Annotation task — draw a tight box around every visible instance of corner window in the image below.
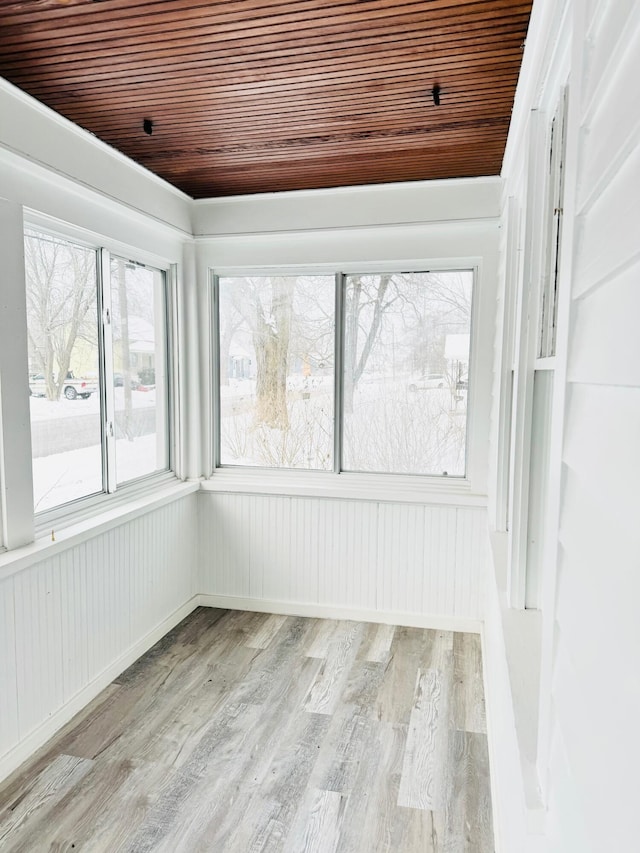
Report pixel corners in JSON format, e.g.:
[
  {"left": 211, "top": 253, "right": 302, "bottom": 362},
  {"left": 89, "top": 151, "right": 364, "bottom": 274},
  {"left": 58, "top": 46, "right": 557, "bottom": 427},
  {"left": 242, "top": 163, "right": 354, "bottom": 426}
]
[
  {"left": 25, "top": 228, "right": 170, "bottom": 513},
  {"left": 215, "top": 269, "right": 473, "bottom": 477}
]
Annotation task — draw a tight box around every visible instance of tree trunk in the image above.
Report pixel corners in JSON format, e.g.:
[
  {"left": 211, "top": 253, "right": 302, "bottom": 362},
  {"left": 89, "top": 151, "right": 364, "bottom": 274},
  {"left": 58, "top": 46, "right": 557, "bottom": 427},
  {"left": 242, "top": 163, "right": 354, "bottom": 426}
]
[{"left": 252, "top": 277, "right": 294, "bottom": 429}]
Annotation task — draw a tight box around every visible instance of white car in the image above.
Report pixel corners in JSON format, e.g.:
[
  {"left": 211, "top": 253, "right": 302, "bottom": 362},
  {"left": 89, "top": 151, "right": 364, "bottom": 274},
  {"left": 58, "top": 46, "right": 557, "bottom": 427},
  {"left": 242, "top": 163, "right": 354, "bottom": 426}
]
[
  {"left": 29, "top": 371, "right": 98, "bottom": 400},
  {"left": 407, "top": 373, "right": 446, "bottom": 391}
]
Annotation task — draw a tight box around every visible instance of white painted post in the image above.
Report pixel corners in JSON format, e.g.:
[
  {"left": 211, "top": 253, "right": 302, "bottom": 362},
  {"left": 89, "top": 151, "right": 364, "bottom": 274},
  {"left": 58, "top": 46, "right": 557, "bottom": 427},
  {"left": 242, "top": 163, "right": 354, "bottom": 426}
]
[{"left": 0, "top": 199, "right": 34, "bottom": 548}]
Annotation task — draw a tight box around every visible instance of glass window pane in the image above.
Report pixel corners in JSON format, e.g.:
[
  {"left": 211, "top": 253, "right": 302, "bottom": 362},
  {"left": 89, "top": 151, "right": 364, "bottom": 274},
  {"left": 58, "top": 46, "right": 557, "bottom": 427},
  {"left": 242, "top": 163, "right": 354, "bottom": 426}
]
[
  {"left": 219, "top": 275, "right": 335, "bottom": 470},
  {"left": 25, "top": 229, "right": 103, "bottom": 511},
  {"left": 342, "top": 271, "right": 473, "bottom": 476},
  {"left": 110, "top": 258, "right": 169, "bottom": 485}
]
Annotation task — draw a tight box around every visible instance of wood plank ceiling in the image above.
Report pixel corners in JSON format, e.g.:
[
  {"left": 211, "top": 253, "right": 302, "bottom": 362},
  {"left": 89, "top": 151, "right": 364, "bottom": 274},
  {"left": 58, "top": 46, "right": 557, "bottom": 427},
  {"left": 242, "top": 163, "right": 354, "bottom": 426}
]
[{"left": 0, "top": 0, "right": 533, "bottom": 199}]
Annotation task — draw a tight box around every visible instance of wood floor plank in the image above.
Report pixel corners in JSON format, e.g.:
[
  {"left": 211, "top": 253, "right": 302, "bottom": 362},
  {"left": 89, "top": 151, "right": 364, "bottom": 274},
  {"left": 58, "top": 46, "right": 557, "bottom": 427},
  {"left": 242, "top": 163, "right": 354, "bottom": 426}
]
[
  {"left": 441, "top": 731, "right": 494, "bottom": 852},
  {"left": 0, "top": 754, "right": 93, "bottom": 850},
  {"left": 373, "top": 625, "right": 438, "bottom": 724},
  {"left": 304, "top": 618, "right": 341, "bottom": 659},
  {"left": 245, "top": 613, "right": 288, "bottom": 649},
  {"left": 332, "top": 721, "right": 406, "bottom": 852},
  {"left": 303, "top": 621, "right": 365, "bottom": 715},
  {"left": 177, "top": 657, "right": 326, "bottom": 851},
  {"left": 283, "top": 787, "right": 344, "bottom": 853},
  {"left": 363, "top": 623, "right": 397, "bottom": 663},
  {"left": 0, "top": 610, "right": 493, "bottom": 852},
  {"left": 212, "top": 711, "right": 332, "bottom": 852},
  {"left": 103, "top": 642, "right": 261, "bottom": 770},
  {"left": 0, "top": 683, "right": 121, "bottom": 808},
  {"left": 452, "top": 631, "right": 487, "bottom": 734},
  {"left": 397, "top": 632, "right": 455, "bottom": 810},
  {"left": 128, "top": 649, "right": 325, "bottom": 850},
  {"left": 29, "top": 757, "right": 166, "bottom": 853}
]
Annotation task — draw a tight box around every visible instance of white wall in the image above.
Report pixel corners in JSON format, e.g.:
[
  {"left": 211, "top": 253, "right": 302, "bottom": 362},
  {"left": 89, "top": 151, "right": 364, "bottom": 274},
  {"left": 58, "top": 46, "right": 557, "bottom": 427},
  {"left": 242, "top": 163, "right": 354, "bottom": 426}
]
[
  {"left": 544, "top": 1, "right": 640, "bottom": 850},
  {"left": 487, "top": 1, "right": 640, "bottom": 851},
  {"left": 199, "top": 493, "right": 486, "bottom": 627},
  {"left": 0, "top": 81, "right": 201, "bottom": 786},
  {"left": 195, "top": 178, "right": 500, "bottom": 627},
  {"left": 0, "top": 490, "right": 198, "bottom": 783}
]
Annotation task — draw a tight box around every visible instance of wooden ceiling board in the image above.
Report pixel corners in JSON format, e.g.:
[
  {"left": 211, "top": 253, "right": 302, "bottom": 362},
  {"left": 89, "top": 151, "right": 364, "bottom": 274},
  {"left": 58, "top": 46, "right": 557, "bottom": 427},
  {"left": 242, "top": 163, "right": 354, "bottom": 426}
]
[
  {"left": 0, "top": 0, "right": 532, "bottom": 197},
  {"left": 0, "top": 11, "right": 531, "bottom": 82}
]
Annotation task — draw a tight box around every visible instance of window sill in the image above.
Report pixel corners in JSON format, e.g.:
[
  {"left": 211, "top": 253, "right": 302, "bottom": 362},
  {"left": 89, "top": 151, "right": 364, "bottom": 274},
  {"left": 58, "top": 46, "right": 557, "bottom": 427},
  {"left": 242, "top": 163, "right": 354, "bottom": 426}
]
[
  {"left": 33, "top": 471, "right": 180, "bottom": 538},
  {"left": 201, "top": 469, "right": 487, "bottom": 507},
  {"left": 0, "top": 479, "right": 199, "bottom": 581}
]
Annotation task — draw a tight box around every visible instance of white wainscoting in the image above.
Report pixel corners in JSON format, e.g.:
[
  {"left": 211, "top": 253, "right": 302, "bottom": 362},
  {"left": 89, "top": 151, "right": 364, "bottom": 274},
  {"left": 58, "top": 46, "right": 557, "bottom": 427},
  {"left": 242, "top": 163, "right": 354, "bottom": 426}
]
[
  {"left": 0, "top": 492, "right": 198, "bottom": 783},
  {"left": 198, "top": 492, "right": 487, "bottom": 629}
]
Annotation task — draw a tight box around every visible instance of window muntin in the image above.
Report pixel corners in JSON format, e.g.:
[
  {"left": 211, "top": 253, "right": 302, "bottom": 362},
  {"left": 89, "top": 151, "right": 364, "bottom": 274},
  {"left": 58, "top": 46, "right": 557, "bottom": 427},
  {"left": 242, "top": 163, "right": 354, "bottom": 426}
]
[
  {"left": 25, "top": 227, "right": 171, "bottom": 514},
  {"left": 25, "top": 230, "right": 103, "bottom": 511},
  {"left": 342, "top": 271, "right": 472, "bottom": 476},
  {"left": 110, "top": 257, "right": 169, "bottom": 485},
  {"left": 218, "top": 275, "right": 335, "bottom": 470},
  {"left": 215, "top": 269, "right": 473, "bottom": 478}
]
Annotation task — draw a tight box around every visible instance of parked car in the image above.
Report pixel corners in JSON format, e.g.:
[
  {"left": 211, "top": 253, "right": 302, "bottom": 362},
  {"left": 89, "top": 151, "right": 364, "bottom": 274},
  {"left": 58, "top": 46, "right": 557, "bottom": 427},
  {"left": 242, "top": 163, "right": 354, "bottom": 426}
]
[
  {"left": 29, "top": 371, "right": 97, "bottom": 400},
  {"left": 407, "top": 373, "right": 446, "bottom": 391},
  {"left": 114, "top": 372, "right": 141, "bottom": 389}
]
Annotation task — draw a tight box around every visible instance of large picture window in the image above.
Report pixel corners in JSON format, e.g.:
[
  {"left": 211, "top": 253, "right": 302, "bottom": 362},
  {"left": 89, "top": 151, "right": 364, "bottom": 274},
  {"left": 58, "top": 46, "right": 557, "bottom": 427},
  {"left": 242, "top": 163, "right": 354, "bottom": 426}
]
[
  {"left": 216, "top": 269, "right": 473, "bottom": 477},
  {"left": 25, "top": 228, "right": 170, "bottom": 513}
]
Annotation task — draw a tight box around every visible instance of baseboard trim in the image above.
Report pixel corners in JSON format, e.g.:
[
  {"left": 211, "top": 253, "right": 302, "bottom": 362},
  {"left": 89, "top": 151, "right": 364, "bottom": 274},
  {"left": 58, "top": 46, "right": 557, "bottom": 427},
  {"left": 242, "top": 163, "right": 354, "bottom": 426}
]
[
  {"left": 0, "top": 595, "right": 200, "bottom": 786},
  {"left": 197, "top": 594, "right": 481, "bottom": 633}
]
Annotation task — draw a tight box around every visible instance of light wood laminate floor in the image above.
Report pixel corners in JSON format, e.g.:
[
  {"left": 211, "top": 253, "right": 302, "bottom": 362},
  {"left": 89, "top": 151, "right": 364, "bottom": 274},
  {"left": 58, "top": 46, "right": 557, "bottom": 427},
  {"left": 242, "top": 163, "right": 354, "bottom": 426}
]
[{"left": 0, "top": 608, "right": 494, "bottom": 852}]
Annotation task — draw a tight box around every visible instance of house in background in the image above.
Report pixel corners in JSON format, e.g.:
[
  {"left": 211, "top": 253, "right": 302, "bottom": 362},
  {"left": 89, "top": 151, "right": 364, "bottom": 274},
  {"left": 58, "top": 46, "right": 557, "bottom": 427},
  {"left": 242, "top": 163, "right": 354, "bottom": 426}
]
[{"left": 0, "top": 0, "right": 637, "bottom": 850}]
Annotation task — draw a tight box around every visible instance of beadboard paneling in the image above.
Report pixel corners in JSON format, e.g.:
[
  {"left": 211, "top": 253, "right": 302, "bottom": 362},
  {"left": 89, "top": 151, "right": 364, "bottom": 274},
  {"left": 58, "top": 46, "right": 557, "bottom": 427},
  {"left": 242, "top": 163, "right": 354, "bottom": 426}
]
[
  {"left": 0, "top": 578, "right": 19, "bottom": 759},
  {"left": 199, "top": 492, "right": 486, "bottom": 622},
  {"left": 0, "top": 492, "right": 198, "bottom": 781}
]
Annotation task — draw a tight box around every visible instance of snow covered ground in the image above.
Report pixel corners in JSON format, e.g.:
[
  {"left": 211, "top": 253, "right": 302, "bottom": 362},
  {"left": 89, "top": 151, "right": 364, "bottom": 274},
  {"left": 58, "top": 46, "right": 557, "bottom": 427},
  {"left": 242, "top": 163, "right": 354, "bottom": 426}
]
[
  {"left": 29, "top": 386, "right": 156, "bottom": 421},
  {"left": 30, "top": 388, "right": 162, "bottom": 512},
  {"left": 32, "top": 434, "right": 160, "bottom": 513},
  {"left": 220, "top": 378, "right": 467, "bottom": 475}
]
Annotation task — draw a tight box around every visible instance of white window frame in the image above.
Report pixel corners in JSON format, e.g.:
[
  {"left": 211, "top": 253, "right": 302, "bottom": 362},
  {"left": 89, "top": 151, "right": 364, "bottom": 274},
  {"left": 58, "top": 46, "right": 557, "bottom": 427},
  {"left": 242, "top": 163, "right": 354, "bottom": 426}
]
[
  {"left": 492, "top": 195, "right": 522, "bottom": 533},
  {"left": 19, "top": 215, "right": 179, "bottom": 539},
  {"left": 0, "top": 200, "right": 34, "bottom": 551},
  {"left": 208, "top": 260, "right": 483, "bottom": 503},
  {"left": 507, "top": 88, "right": 569, "bottom": 610}
]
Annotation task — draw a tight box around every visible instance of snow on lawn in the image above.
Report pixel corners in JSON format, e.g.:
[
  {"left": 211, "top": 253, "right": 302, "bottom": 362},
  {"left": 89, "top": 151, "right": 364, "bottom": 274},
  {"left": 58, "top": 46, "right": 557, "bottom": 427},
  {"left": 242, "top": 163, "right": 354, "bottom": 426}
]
[
  {"left": 219, "top": 380, "right": 467, "bottom": 475},
  {"left": 33, "top": 433, "right": 160, "bottom": 513},
  {"left": 29, "top": 387, "right": 156, "bottom": 421}
]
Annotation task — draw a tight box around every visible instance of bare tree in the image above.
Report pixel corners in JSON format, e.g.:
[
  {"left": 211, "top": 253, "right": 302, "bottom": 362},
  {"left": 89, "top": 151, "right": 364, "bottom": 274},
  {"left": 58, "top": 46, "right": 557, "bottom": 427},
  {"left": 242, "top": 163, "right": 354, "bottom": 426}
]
[
  {"left": 252, "top": 276, "right": 295, "bottom": 429},
  {"left": 25, "top": 231, "right": 97, "bottom": 401},
  {"left": 343, "top": 273, "right": 404, "bottom": 412}
]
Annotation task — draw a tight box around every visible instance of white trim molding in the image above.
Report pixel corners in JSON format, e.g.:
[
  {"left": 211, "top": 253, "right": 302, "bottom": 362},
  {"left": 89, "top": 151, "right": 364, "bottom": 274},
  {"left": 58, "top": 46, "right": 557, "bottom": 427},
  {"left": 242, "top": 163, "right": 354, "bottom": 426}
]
[{"left": 197, "top": 594, "right": 482, "bottom": 634}]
